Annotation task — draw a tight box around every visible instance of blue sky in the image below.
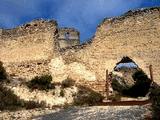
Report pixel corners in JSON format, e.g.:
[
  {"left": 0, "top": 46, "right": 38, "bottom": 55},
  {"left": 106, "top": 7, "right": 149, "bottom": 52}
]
[{"left": 0, "top": 0, "right": 160, "bottom": 42}]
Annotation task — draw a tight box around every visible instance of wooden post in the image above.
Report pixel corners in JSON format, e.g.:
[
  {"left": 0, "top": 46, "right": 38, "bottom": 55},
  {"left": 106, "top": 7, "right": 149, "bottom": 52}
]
[
  {"left": 106, "top": 69, "right": 109, "bottom": 98},
  {"left": 149, "top": 65, "right": 153, "bottom": 81}
]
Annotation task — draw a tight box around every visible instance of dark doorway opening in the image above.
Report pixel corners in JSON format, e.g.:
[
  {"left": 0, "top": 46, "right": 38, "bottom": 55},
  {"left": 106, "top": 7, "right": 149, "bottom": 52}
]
[{"left": 111, "top": 56, "right": 151, "bottom": 97}]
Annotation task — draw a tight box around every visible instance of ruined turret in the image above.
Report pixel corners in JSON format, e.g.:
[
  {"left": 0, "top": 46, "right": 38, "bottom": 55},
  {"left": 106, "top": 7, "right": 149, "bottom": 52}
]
[
  {"left": 58, "top": 27, "right": 80, "bottom": 48},
  {"left": 0, "top": 29, "right": 2, "bottom": 39}
]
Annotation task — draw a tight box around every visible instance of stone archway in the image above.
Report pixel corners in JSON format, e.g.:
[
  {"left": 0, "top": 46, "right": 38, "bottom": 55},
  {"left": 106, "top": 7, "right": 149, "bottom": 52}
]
[{"left": 110, "top": 56, "right": 151, "bottom": 97}]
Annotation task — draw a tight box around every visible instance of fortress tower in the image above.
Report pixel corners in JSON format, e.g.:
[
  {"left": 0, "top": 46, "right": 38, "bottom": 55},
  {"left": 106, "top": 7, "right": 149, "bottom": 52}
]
[{"left": 57, "top": 27, "right": 80, "bottom": 48}]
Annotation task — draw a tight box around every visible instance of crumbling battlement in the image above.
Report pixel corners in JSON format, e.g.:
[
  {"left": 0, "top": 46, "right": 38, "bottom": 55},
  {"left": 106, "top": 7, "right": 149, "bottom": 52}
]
[
  {"left": 1, "top": 19, "right": 57, "bottom": 39},
  {"left": 0, "top": 19, "right": 58, "bottom": 63},
  {"left": 0, "top": 19, "right": 59, "bottom": 80}
]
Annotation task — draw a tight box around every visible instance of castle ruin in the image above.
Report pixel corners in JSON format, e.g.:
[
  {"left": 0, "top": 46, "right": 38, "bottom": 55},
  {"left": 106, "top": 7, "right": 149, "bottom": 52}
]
[{"left": 0, "top": 7, "right": 160, "bottom": 96}]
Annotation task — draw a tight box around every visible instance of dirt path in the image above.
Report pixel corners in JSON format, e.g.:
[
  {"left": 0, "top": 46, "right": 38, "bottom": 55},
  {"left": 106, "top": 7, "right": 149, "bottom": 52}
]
[
  {"left": 0, "top": 105, "right": 149, "bottom": 120},
  {"left": 33, "top": 106, "right": 148, "bottom": 120}
]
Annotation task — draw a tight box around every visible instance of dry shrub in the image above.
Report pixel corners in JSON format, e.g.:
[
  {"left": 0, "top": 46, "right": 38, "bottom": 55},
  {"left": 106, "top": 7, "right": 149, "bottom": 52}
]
[
  {"left": 27, "top": 74, "right": 54, "bottom": 91},
  {"left": 61, "top": 78, "right": 75, "bottom": 88},
  {"left": 73, "top": 86, "right": 104, "bottom": 106},
  {"left": 60, "top": 89, "right": 65, "bottom": 97}
]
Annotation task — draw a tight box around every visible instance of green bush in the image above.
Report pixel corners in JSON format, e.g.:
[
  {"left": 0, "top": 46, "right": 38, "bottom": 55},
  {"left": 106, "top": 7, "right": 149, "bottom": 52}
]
[
  {"left": 0, "top": 61, "right": 7, "bottom": 81},
  {"left": 74, "top": 86, "right": 104, "bottom": 106},
  {"left": 27, "top": 74, "right": 54, "bottom": 91},
  {"left": 150, "top": 86, "right": 160, "bottom": 120}
]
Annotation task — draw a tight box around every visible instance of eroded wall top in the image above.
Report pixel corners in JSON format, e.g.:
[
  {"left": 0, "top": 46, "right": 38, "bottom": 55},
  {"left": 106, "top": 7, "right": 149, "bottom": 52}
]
[
  {"left": 0, "top": 19, "right": 58, "bottom": 63},
  {"left": 1, "top": 19, "right": 57, "bottom": 39},
  {"left": 60, "top": 7, "right": 160, "bottom": 84}
]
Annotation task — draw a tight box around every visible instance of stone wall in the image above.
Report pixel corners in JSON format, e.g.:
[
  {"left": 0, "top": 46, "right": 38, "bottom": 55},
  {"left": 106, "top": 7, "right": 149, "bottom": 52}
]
[
  {"left": 6, "top": 60, "right": 50, "bottom": 80},
  {"left": 0, "top": 19, "right": 58, "bottom": 62},
  {"left": 0, "top": 7, "right": 160, "bottom": 97},
  {"left": 57, "top": 7, "right": 160, "bottom": 85},
  {"left": 0, "top": 19, "right": 58, "bottom": 80}
]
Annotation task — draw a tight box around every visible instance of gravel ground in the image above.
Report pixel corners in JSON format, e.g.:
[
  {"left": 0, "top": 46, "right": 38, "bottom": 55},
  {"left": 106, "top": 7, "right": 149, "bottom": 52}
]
[
  {"left": 0, "top": 108, "right": 59, "bottom": 120},
  {"left": 0, "top": 105, "right": 149, "bottom": 120},
  {"left": 33, "top": 106, "right": 148, "bottom": 120}
]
